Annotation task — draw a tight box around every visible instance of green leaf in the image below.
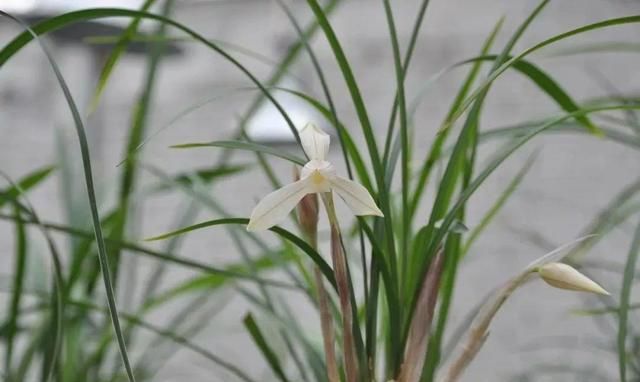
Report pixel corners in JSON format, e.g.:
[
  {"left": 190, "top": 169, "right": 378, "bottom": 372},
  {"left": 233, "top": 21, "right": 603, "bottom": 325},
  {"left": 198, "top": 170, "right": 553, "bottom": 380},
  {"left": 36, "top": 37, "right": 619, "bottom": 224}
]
[
  {"left": 146, "top": 217, "right": 337, "bottom": 290},
  {"left": 0, "top": 8, "right": 301, "bottom": 144},
  {"left": 116, "top": 86, "right": 260, "bottom": 165},
  {"left": 66, "top": 299, "right": 256, "bottom": 382},
  {"left": 409, "top": 17, "right": 503, "bottom": 223},
  {"left": 304, "top": 6, "right": 398, "bottom": 368},
  {"left": 171, "top": 141, "right": 306, "bottom": 166},
  {"left": 146, "top": 250, "right": 296, "bottom": 309},
  {"left": 381, "top": 0, "right": 432, "bottom": 164},
  {"left": 478, "top": 121, "right": 640, "bottom": 151},
  {"left": 0, "top": 211, "right": 296, "bottom": 292},
  {"left": 148, "top": 164, "right": 250, "bottom": 193},
  {"left": 210, "top": 0, "right": 341, "bottom": 176},
  {"left": 0, "top": 12, "right": 137, "bottom": 380},
  {"left": 110, "top": 0, "right": 176, "bottom": 324},
  {"left": 420, "top": 3, "right": 550, "bottom": 379},
  {"left": 5, "top": 203, "right": 28, "bottom": 373},
  {"left": 462, "top": 153, "right": 537, "bottom": 255},
  {"left": 472, "top": 55, "right": 600, "bottom": 134},
  {"left": 447, "top": 14, "right": 640, "bottom": 133},
  {"left": 0, "top": 173, "right": 65, "bottom": 382},
  {"left": 0, "top": 166, "right": 55, "bottom": 209},
  {"left": 274, "top": 0, "right": 360, "bottom": 192},
  {"left": 565, "top": 180, "right": 640, "bottom": 263},
  {"left": 89, "top": 0, "right": 157, "bottom": 112},
  {"left": 382, "top": 6, "right": 411, "bottom": 335},
  {"left": 618, "top": 219, "right": 640, "bottom": 382},
  {"left": 243, "top": 313, "right": 290, "bottom": 382},
  {"left": 574, "top": 303, "right": 640, "bottom": 316},
  {"left": 423, "top": 105, "right": 640, "bottom": 286},
  {"left": 547, "top": 41, "right": 640, "bottom": 57},
  {"left": 139, "top": 202, "right": 199, "bottom": 302},
  {"left": 304, "top": 0, "right": 382, "bottom": 183}
]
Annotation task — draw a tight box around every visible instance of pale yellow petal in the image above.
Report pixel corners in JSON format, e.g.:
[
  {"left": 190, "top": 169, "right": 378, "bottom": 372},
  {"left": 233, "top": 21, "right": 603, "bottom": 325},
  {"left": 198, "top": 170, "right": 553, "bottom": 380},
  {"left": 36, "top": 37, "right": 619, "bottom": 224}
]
[
  {"left": 330, "top": 176, "right": 383, "bottom": 217},
  {"left": 247, "top": 178, "right": 313, "bottom": 231},
  {"left": 299, "top": 123, "right": 330, "bottom": 161}
]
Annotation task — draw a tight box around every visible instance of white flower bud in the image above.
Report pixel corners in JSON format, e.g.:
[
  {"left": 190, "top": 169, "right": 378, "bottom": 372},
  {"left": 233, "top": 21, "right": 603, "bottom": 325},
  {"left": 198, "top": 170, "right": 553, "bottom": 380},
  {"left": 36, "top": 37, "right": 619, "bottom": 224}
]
[{"left": 537, "top": 262, "right": 609, "bottom": 295}]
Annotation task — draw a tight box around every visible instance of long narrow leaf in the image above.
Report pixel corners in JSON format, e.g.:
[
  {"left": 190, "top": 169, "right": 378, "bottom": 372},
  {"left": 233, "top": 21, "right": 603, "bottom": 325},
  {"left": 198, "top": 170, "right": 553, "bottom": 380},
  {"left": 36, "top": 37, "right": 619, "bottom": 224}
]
[
  {"left": 171, "top": 141, "right": 306, "bottom": 166},
  {"left": 243, "top": 313, "right": 290, "bottom": 382},
  {"left": 89, "top": 0, "right": 158, "bottom": 111},
  {"left": 0, "top": 12, "right": 142, "bottom": 380},
  {"left": 0, "top": 174, "right": 65, "bottom": 382},
  {"left": 0, "top": 166, "right": 55, "bottom": 209},
  {"left": 420, "top": 4, "right": 550, "bottom": 379},
  {"left": 462, "top": 153, "right": 537, "bottom": 255},
  {"left": 5, "top": 203, "right": 27, "bottom": 373},
  {"left": 446, "top": 14, "right": 640, "bottom": 133},
  {"left": 618, "top": 219, "right": 640, "bottom": 382},
  {"left": 65, "top": 299, "right": 256, "bottom": 382},
  {"left": 382, "top": 0, "right": 411, "bottom": 298},
  {"left": 0, "top": 8, "right": 301, "bottom": 144},
  {"left": 408, "top": 19, "right": 503, "bottom": 224},
  {"left": 146, "top": 217, "right": 337, "bottom": 289}
]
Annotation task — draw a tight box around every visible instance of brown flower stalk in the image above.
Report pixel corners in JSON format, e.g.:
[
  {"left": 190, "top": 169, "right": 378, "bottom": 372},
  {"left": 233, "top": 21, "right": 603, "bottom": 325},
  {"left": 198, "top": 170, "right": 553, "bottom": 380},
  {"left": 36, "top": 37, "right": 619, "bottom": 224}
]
[
  {"left": 314, "top": 267, "right": 340, "bottom": 382},
  {"left": 397, "top": 249, "right": 444, "bottom": 382},
  {"left": 324, "top": 192, "right": 359, "bottom": 382},
  {"left": 440, "top": 273, "right": 529, "bottom": 382},
  {"left": 295, "top": 168, "right": 340, "bottom": 382}
]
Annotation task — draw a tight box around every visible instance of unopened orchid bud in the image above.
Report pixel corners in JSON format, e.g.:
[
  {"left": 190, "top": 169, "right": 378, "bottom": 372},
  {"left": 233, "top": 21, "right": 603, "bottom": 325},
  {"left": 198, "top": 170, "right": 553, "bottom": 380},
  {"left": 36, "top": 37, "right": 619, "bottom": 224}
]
[{"left": 537, "top": 262, "right": 609, "bottom": 295}]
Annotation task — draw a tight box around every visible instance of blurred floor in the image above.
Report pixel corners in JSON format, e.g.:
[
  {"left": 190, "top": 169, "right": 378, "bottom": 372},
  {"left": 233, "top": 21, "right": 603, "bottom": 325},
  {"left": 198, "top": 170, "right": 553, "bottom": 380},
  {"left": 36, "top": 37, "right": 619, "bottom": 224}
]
[{"left": 1, "top": 0, "right": 640, "bottom": 380}]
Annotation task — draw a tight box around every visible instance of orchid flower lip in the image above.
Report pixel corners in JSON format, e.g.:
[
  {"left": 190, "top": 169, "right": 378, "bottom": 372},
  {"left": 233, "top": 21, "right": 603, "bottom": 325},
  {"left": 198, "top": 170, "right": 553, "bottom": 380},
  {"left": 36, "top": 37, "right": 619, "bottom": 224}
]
[
  {"left": 302, "top": 159, "right": 335, "bottom": 176},
  {"left": 247, "top": 123, "right": 383, "bottom": 231}
]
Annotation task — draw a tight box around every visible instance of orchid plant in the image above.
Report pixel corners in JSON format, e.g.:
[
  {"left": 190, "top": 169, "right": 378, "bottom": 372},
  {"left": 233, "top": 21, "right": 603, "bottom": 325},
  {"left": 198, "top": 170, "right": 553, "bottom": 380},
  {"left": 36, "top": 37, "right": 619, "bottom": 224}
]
[
  {"left": 1, "top": 0, "right": 639, "bottom": 382},
  {"left": 244, "top": 121, "right": 611, "bottom": 382}
]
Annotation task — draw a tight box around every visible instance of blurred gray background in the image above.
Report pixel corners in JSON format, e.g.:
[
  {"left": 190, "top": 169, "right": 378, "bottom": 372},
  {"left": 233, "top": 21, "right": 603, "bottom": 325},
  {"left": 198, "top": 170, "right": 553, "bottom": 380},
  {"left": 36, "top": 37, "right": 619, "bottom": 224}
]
[{"left": 1, "top": 0, "right": 640, "bottom": 381}]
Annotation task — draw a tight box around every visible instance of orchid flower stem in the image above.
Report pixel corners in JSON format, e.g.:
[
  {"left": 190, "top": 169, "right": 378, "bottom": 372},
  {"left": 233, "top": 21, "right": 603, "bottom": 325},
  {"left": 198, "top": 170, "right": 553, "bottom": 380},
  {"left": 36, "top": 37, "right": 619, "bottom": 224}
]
[
  {"left": 305, "top": 229, "right": 340, "bottom": 382},
  {"left": 323, "top": 192, "right": 359, "bottom": 382},
  {"left": 440, "top": 271, "right": 532, "bottom": 382},
  {"left": 295, "top": 165, "right": 340, "bottom": 382},
  {"left": 314, "top": 267, "right": 340, "bottom": 382}
]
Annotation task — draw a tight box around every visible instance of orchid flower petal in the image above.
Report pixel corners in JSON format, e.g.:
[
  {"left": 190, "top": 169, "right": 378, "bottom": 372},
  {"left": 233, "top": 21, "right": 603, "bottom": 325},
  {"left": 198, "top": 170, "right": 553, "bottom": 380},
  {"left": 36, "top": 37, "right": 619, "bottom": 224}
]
[
  {"left": 247, "top": 177, "right": 313, "bottom": 231},
  {"left": 300, "top": 123, "right": 330, "bottom": 161},
  {"left": 330, "top": 176, "right": 384, "bottom": 217}
]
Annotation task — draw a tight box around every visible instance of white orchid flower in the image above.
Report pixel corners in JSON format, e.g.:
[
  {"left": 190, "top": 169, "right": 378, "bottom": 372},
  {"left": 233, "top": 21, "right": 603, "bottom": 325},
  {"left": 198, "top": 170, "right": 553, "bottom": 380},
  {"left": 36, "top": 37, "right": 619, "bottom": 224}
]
[{"left": 247, "top": 123, "right": 383, "bottom": 231}]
